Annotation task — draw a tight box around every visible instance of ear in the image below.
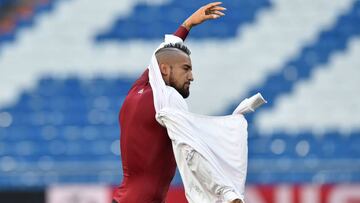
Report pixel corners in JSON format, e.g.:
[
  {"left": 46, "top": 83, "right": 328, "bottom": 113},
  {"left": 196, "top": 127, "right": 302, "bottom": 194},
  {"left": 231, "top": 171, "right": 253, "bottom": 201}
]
[{"left": 159, "top": 64, "right": 170, "bottom": 76}]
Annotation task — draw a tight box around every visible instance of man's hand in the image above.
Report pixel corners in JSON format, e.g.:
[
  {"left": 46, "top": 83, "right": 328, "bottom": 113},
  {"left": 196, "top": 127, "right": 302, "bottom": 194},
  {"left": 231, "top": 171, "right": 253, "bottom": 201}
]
[{"left": 182, "top": 2, "right": 226, "bottom": 30}]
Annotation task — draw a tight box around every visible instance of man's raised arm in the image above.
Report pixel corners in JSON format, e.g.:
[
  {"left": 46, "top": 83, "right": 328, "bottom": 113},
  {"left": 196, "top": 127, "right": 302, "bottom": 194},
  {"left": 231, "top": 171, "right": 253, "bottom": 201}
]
[{"left": 174, "top": 2, "right": 226, "bottom": 41}]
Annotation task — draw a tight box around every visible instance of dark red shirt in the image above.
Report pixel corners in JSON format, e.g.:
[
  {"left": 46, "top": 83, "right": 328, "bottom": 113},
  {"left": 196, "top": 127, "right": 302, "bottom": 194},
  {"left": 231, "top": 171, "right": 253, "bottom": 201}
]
[{"left": 113, "top": 26, "right": 189, "bottom": 203}]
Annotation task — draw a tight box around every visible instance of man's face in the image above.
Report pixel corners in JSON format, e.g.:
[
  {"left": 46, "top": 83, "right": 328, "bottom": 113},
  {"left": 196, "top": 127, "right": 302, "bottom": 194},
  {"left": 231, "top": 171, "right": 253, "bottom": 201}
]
[{"left": 168, "top": 53, "right": 193, "bottom": 98}]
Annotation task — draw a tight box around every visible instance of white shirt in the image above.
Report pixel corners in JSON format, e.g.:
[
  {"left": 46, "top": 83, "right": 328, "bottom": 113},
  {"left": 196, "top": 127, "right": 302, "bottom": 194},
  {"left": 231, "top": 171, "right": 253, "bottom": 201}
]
[{"left": 148, "top": 35, "right": 266, "bottom": 203}]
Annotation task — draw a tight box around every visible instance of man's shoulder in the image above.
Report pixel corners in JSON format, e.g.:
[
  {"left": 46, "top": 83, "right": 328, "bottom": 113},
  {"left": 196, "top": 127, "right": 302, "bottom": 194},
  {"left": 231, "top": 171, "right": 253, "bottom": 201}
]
[
  {"left": 126, "top": 84, "right": 153, "bottom": 101},
  {"left": 134, "top": 69, "right": 149, "bottom": 86},
  {"left": 127, "top": 69, "right": 151, "bottom": 96},
  {"left": 121, "top": 85, "right": 156, "bottom": 120}
]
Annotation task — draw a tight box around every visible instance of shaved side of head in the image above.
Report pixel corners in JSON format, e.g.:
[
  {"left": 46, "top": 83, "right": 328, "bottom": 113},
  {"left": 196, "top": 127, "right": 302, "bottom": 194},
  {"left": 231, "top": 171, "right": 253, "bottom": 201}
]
[
  {"left": 155, "top": 48, "right": 189, "bottom": 66},
  {"left": 155, "top": 43, "right": 191, "bottom": 64},
  {"left": 157, "top": 43, "right": 191, "bottom": 55}
]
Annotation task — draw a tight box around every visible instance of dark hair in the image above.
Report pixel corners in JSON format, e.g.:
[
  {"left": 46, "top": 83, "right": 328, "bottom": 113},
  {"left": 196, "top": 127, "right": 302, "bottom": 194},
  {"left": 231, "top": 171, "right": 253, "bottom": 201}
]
[{"left": 156, "top": 43, "right": 191, "bottom": 56}]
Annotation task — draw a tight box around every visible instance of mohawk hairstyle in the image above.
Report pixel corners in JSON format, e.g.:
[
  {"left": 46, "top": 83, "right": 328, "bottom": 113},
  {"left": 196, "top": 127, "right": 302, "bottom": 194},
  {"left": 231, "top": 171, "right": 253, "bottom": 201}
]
[{"left": 155, "top": 43, "right": 191, "bottom": 56}]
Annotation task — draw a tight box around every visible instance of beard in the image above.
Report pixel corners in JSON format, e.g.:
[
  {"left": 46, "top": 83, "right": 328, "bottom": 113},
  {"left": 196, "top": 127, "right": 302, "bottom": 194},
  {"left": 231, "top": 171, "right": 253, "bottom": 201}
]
[{"left": 169, "top": 73, "right": 190, "bottom": 98}]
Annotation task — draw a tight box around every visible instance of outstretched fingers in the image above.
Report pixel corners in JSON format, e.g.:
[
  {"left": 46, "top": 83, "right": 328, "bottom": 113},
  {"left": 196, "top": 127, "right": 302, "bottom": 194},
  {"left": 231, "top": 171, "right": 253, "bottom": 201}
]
[
  {"left": 182, "top": 2, "right": 227, "bottom": 29},
  {"left": 205, "top": 1, "right": 223, "bottom": 9},
  {"left": 211, "top": 10, "right": 225, "bottom": 16},
  {"left": 204, "top": 2, "right": 226, "bottom": 18},
  {"left": 211, "top": 6, "right": 227, "bottom": 11},
  {"left": 205, "top": 7, "right": 226, "bottom": 19}
]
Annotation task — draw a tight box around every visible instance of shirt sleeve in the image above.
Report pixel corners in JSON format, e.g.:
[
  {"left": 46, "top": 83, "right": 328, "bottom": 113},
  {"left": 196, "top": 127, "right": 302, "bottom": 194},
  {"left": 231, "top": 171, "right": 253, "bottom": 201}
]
[{"left": 173, "top": 25, "right": 189, "bottom": 41}]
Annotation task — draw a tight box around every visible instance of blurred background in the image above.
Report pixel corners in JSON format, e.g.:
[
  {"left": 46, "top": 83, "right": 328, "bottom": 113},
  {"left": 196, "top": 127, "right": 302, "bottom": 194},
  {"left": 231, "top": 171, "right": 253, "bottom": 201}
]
[{"left": 0, "top": 0, "right": 359, "bottom": 202}]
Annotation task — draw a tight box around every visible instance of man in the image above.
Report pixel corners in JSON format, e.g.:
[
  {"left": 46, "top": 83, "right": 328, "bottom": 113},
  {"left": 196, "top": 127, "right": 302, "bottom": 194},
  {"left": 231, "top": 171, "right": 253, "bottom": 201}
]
[
  {"left": 147, "top": 31, "right": 249, "bottom": 203},
  {"left": 150, "top": 34, "right": 265, "bottom": 203},
  {"left": 112, "top": 2, "right": 230, "bottom": 203}
]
